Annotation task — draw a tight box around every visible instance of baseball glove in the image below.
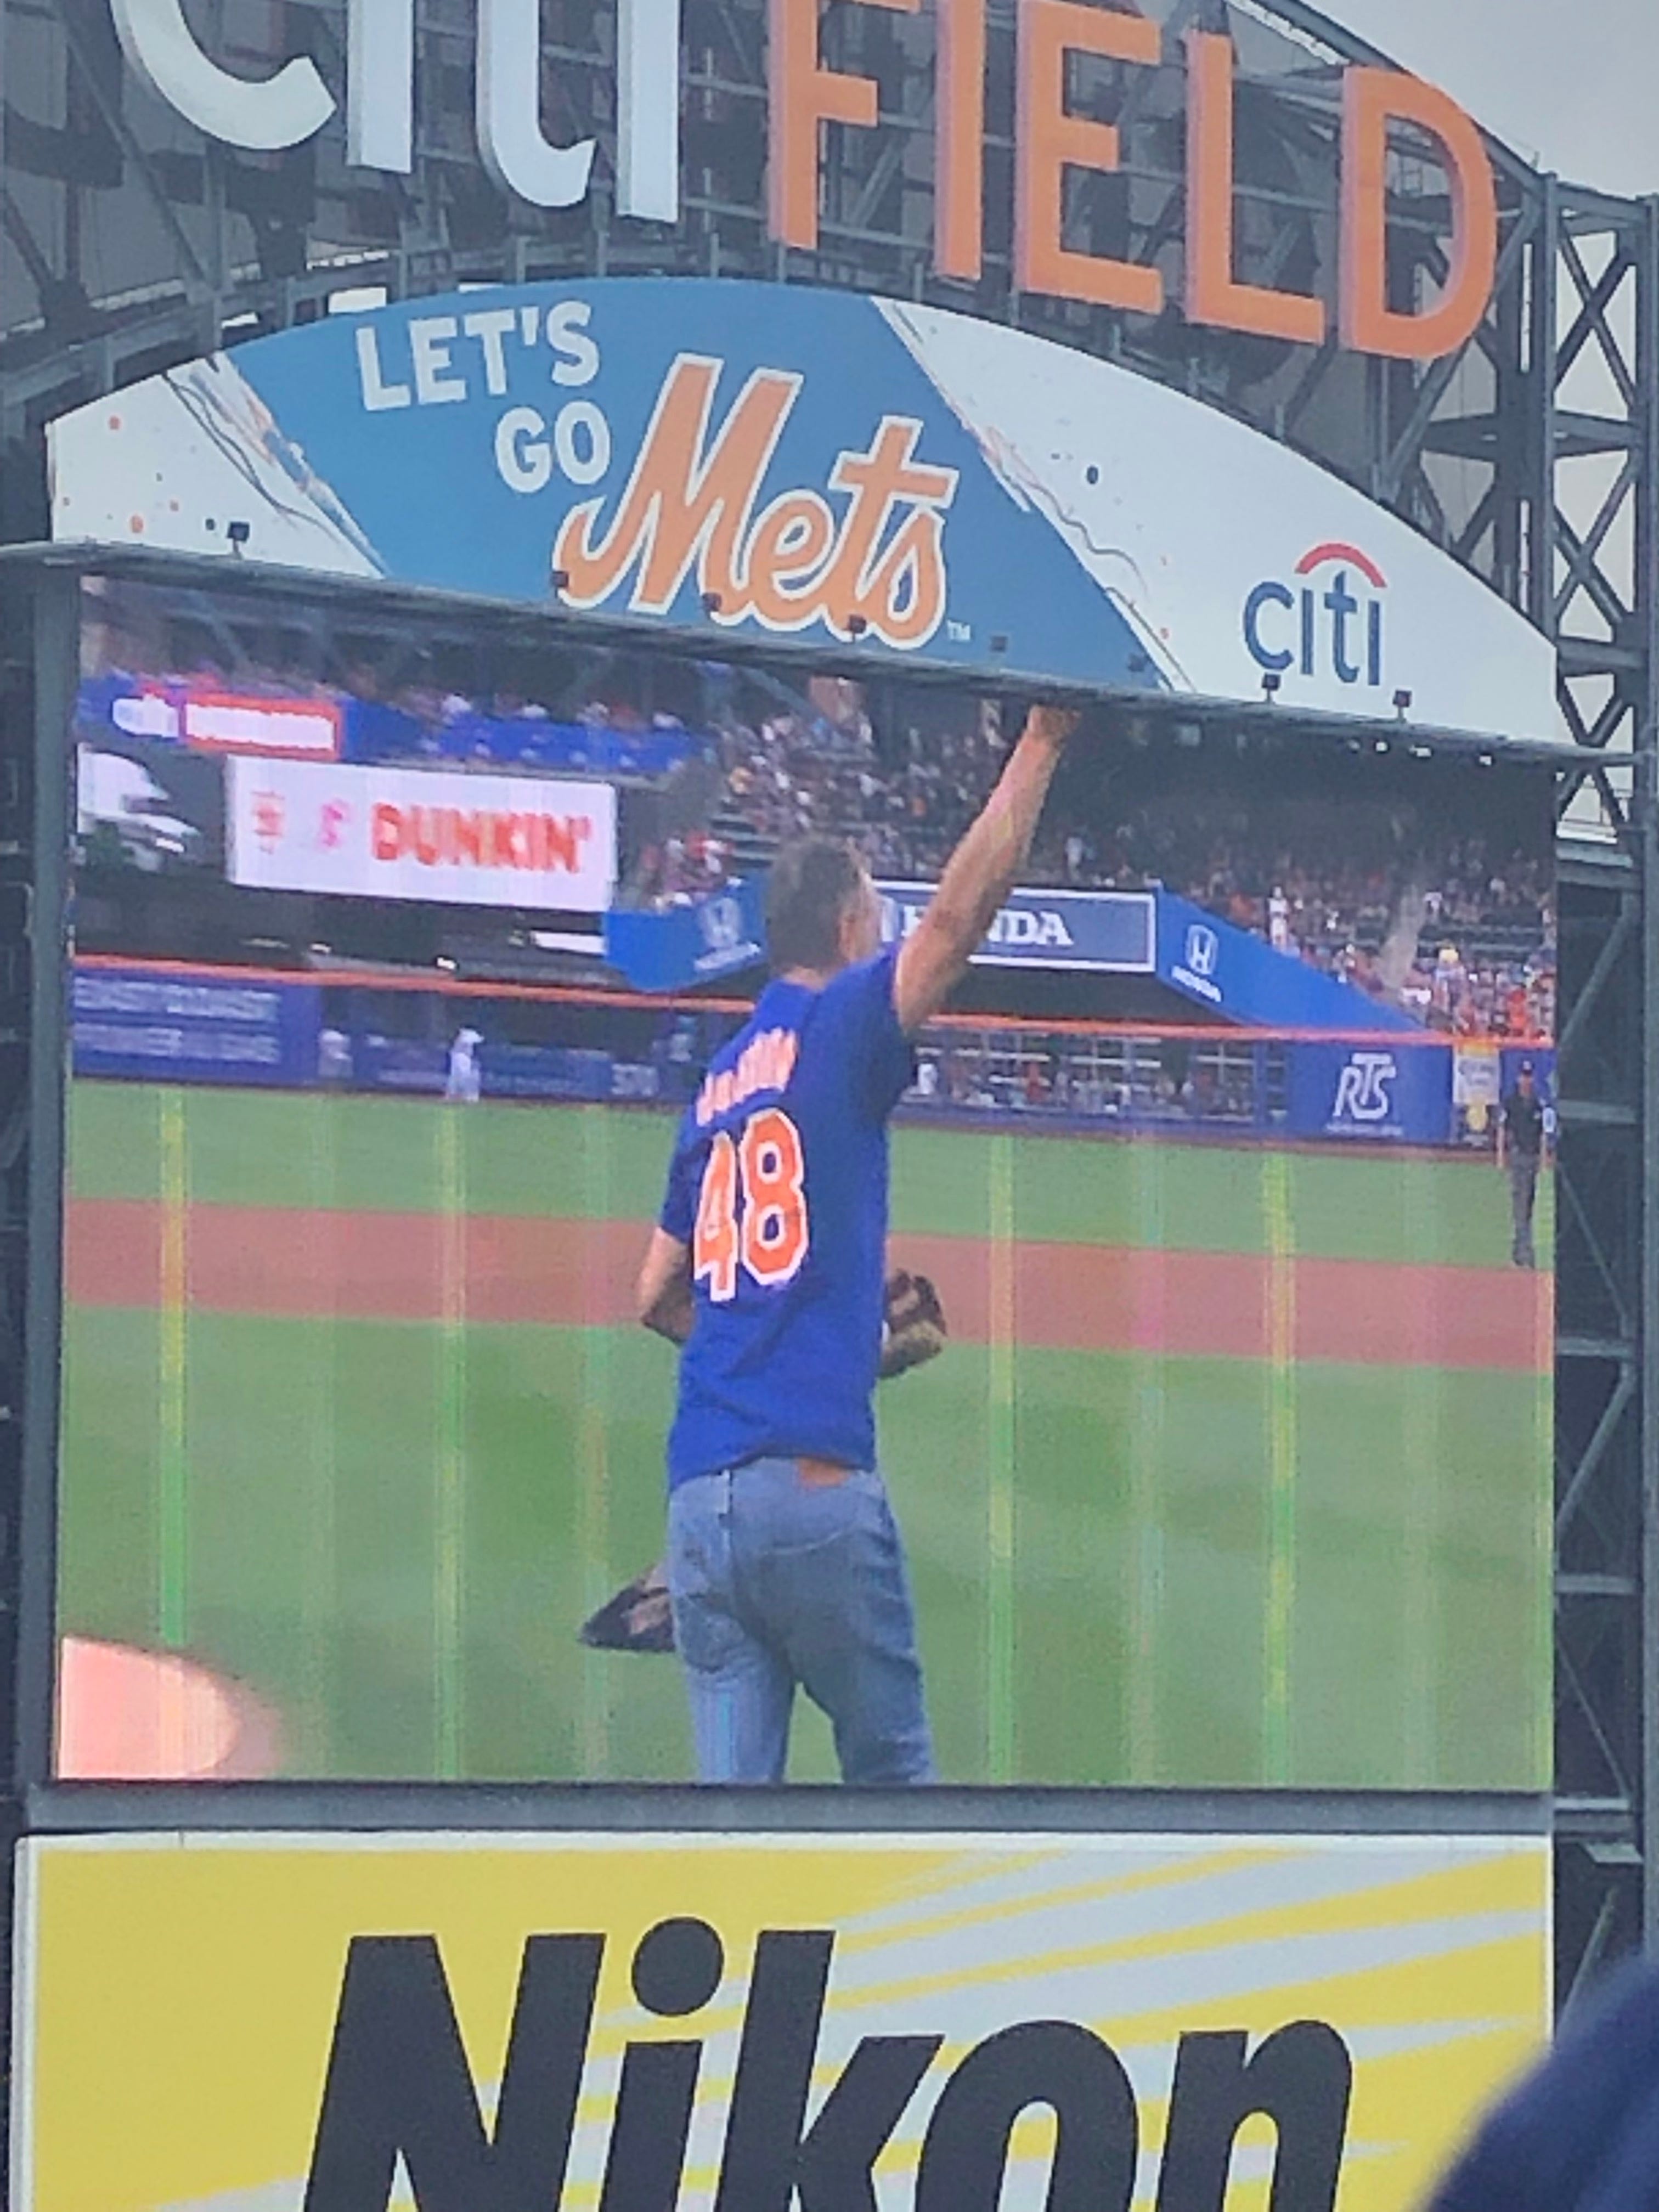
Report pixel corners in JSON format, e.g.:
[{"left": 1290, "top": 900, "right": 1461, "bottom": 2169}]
[
  {"left": 881, "top": 1269, "right": 948, "bottom": 1379},
  {"left": 579, "top": 1562, "right": 674, "bottom": 1654}
]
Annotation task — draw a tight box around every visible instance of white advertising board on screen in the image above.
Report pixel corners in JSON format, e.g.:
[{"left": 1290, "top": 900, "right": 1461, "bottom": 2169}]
[
  {"left": 226, "top": 758, "right": 617, "bottom": 911},
  {"left": 49, "top": 279, "right": 1564, "bottom": 744}
]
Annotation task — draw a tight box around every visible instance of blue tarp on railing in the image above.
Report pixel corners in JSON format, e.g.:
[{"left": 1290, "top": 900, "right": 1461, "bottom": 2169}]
[
  {"left": 605, "top": 876, "right": 769, "bottom": 992},
  {"left": 1154, "top": 890, "right": 1419, "bottom": 1034}
]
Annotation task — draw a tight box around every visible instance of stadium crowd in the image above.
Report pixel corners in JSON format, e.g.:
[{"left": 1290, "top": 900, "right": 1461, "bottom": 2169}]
[
  {"left": 82, "top": 581, "right": 1555, "bottom": 1045},
  {"left": 696, "top": 695, "right": 1555, "bottom": 1042}
]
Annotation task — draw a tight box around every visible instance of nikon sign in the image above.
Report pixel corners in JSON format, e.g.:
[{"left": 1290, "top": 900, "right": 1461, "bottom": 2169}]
[{"left": 13, "top": 1830, "right": 1547, "bottom": 2212}]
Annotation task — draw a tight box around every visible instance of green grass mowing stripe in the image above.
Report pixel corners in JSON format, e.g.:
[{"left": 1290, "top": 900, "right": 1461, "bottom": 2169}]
[
  {"left": 158, "top": 1088, "right": 188, "bottom": 1657},
  {"left": 1262, "top": 1149, "right": 1297, "bottom": 1786},
  {"left": 1288, "top": 1362, "right": 1551, "bottom": 1789},
  {"left": 1126, "top": 1134, "right": 1166, "bottom": 1778},
  {"left": 1402, "top": 1155, "right": 1441, "bottom": 1787},
  {"left": 68, "top": 1080, "right": 161, "bottom": 1200},
  {"left": 985, "top": 1131, "right": 1017, "bottom": 1784},
  {"left": 434, "top": 1101, "right": 466, "bottom": 1779},
  {"left": 58, "top": 1304, "right": 163, "bottom": 1653},
  {"left": 577, "top": 1105, "right": 616, "bottom": 1780},
  {"left": 67, "top": 1082, "right": 679, "bottom": 1219}
]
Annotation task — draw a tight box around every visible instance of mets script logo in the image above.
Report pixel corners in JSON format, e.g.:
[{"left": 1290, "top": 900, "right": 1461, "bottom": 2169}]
[
  {"left": 554, "top": 354, "right": 958, "bottom": 650},
  {"left": 1244, "top": 541, "right": 1389, "bottom": 691},
  {"left": 1331, "top": 1051, "right": 1398, "bottom": 1125}
]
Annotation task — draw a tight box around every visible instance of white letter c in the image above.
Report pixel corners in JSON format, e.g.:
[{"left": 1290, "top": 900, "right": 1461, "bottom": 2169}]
[{"left": 111, "top": 0, "right": 335, "bottom": 149}]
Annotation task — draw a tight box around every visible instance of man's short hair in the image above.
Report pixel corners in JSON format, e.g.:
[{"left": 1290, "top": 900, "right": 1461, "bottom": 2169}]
[{"left": 766, "top": 838, "right": 867, "bottom": 973}]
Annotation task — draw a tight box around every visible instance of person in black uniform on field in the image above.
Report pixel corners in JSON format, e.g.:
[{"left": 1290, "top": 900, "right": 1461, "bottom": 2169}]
[{"left": 1497, "top": 1059, "right": 1548, "bottom": 1269}]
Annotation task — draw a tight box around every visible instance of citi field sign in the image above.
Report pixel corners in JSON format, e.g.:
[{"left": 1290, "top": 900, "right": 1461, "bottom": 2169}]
[
  {"left": 49, "top": 279, "right": 1561, "bottom": 742},
  {"left": 13, "top": 1832, "right": 1548, "bottom": 2212},
  {"left": 109, "top": 0, "right": 1496, "bottom": 364}
]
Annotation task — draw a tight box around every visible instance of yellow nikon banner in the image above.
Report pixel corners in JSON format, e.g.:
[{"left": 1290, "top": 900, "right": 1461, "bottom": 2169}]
[{"left": 13, "top": 1830, "right": 1547, "bottom": 2212}]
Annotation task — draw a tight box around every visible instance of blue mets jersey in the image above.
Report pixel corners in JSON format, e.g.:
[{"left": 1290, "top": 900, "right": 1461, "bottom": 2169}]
[{"left": 659, "top": 947, "right": 915, "bottom": 1488}]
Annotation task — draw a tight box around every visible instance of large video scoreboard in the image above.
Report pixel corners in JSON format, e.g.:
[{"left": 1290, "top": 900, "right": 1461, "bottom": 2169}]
[{"left": 8, "top": 264, "right": 1568, "bottom": 2212}]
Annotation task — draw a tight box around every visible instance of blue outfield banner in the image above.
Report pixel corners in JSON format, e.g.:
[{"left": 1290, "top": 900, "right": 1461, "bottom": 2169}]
[
  {"left": 1154, "top": 891, "right": 1419, "bottom": 1034},
  {"left": 1287, "top": 1042, "right": 1559, "bottom": 1146},
  {"left": 72, "top": 965, "right": 321, "bottom": 1083},
  {"left": 348, "top": 1036, "right": 660, "bottom": 1103},
  {"left": 605, "top": 875, "right": 769, "bottom": 992},
  {"left": 70, "top": 955, "right": 1555, "bottom": 1155},
  {"left": 1288, "top": 1041, "right": 1454, "bottom": 1146}
]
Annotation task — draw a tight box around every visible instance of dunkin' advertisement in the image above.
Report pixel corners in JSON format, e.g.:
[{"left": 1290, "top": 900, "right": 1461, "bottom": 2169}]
[
  {"left": 225, "top": 759, "right": 617, "bottom": 910},
  {"left": 49, "top": 279, "right": 1560, "bottom": 742}
]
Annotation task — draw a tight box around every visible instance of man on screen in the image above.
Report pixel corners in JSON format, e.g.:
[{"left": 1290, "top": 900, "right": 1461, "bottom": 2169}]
[
  {"left": 635, "top": 704, "right": 1076, "bottom": 1785},
  {"left": 1497, "top": 1057, "right": 1550, "bottom": 1270}
]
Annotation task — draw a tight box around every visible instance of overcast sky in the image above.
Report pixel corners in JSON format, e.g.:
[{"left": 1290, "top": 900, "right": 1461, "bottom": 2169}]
[{"left": 1317, "top": 0, "right": 1659, "bottom": 198}]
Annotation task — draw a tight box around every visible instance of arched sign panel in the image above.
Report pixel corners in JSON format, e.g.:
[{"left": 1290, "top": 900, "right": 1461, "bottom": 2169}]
[{"left": 48, "top": 279, "right": 1559, "bottom": 742}]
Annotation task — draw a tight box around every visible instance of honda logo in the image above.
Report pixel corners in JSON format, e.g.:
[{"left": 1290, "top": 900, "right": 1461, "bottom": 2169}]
[
  {"left": 1184, "top": 924, "right": 1221, "bottom": 980},
  {"left": 699, "top": 894, "right": 743, "bottom": 954}
]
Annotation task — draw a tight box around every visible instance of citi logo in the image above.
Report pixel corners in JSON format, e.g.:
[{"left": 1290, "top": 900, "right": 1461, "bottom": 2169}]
[
  {"left": 1332, "top": 1051, "right": 1399, "bottom": 1125},
  {"left": 1244, "top": 542, "right": 1389, "bottom": 690}
]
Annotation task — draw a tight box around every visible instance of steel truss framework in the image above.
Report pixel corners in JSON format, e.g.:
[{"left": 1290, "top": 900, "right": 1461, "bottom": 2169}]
[{"left": 0, "top": 0, "right": 1655, "bottom": 2010}]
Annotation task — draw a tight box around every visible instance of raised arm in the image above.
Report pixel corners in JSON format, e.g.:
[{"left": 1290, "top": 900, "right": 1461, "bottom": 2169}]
[{"left": 893, "top": 705, "right": 1077, "bottom": 1036}]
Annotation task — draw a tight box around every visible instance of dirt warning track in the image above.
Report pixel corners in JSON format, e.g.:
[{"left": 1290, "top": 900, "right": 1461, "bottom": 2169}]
[{"left": 66, "top": 1199, "right": 1553, "bottom": 1374}]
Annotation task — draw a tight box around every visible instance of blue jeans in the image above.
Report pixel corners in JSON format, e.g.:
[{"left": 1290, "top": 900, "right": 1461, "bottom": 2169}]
[{"left": 666, "top": 1459, "right": 934, "bottom": 1786}]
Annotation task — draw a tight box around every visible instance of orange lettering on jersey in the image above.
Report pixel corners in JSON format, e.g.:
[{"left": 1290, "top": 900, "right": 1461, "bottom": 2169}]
[
  {"left": 696, "top": 1028, "right": 799, "bottom": 1127},
  {"left": 554, "top": 355, "right": 957, "bottom": 652}
]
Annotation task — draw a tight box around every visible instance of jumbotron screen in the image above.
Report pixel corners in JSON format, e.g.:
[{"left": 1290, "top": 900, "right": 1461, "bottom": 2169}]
[{"left": 54, "top": 573, "right": 1554, "bottom": 1788}]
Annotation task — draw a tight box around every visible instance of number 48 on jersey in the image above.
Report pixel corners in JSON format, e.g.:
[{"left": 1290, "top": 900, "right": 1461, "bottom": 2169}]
[{"left": 693, "top": 1107, "right": 809, "bottom": 1300}]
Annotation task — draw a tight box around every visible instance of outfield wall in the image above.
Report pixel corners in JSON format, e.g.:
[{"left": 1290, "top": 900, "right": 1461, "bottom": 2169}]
[{"left": 71, "top": 958, "right": 1556, "bottom": 1152}]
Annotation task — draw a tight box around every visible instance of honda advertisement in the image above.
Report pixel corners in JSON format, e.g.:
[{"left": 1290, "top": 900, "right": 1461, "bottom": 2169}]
[{"left": 880, "top": 882, "right": 1156, "bottom": 973}]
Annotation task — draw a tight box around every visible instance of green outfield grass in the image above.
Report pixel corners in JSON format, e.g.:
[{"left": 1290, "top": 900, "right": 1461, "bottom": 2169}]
[{"left": 58, "top": 1081, "right": 1554, "bottom": 1789}]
